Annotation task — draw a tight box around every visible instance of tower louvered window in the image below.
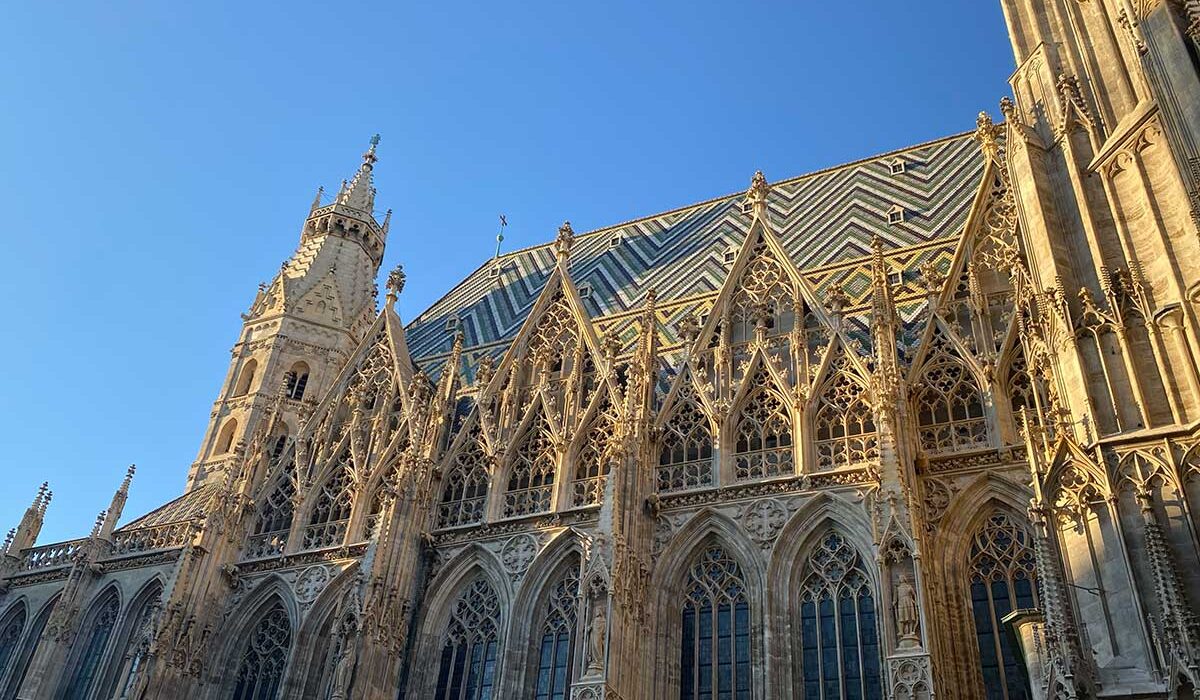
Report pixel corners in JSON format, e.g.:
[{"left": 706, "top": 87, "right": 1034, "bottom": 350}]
[
  {"left": 814, "top": 373, "right": 878, "bottom": 471},
  {"left": 64, "top": 589, "right": 120, "bottom": 700},
  {"left": 232, "top": 601, "right": 292, "bottom": 700},
  {"left": 915, "top": 357, "right": 989, "bottom": 455},
  {"left": 438, "top": 430, "right": 490, "bottom": 528},
  {"left": 534, "top": 564, "right": 579, "bottom": 700},
  {"left": 0, "top": 605, "right": 26, "bottom": 687},
  {"left": 434, "top": 579, "right": 501, "bottom": 700},
  {"left": 302, "top": 457, "right": 354, "bottom": 549},
  {"left": 680, "top": 546, "right": 752, "bottom": 700},
  {"left": 733, "top": 373, "right": 793, "bottom": 480},
  {"left": 504, "top": 418, "right": 557, "bottom": 518},
  {"left": 658, "top": 388, "right": 714, "bottom": 493},
  {"left": 797, "top": 531, "right": 882, "bottom": 700},
  {"left": 968, "top": 511, "right": 1037, "bottom": 700}
]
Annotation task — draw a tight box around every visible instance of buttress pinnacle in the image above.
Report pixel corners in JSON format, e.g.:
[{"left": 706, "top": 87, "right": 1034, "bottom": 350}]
[{"left": 337, "top": 135, "right": 380, "bottom": 212}]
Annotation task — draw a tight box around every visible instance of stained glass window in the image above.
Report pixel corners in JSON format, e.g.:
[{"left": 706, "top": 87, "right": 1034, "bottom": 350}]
[
  {"left": 680, "top": 546, "right": 752, "bottom": 700},
  {"left": 0, "top": 604, "right": 26, "bottom": 687},
  {"left": 534, "top": 564, "right": 579, "bottom": 700},
  {"left": 65, "top": 589, "right": 120, "bottom": 700},
  {"left": 797, "top": 531, "right": 882, "bottom": 700},
  {"left": 232, "top": 600, "right": 292, "bottom": 700},
  {"left": 434, "top": 579, "right": 501, "bottom": 700},
  {"left": 968, "top": 511, "right": 1037, "bottom": 700}
]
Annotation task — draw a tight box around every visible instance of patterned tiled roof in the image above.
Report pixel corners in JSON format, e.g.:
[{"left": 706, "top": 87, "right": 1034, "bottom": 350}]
[
  {"left": 406, "top": 130, "right": 986, "bottom": 369},
  {"left": 117, "top": 484, "right": 217, "bottom": 530}
]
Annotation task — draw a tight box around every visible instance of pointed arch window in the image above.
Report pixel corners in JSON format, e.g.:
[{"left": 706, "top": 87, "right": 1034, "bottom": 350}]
[
  {"left": 438, "top": 431, "right": 490, "bottom": 529},
  {"left": 5, "top": 597, "right": 54, "bottom": 698},
  {"left": 1004, "top": 352, "right": 1045, "bottom": 431},
  {"left": 248, "top": 473, "right": 295, "bottom": 559},
  {"left": 216, "top": 419, "right": 239, "bottom": 455},
  {"left": 733, "top": 373, "right": 793, "bottom": 480},
  {"left": 235, "top": 358, "right": 258, "bottom": 396},
  {"left": 285, "top": 362, "right": 310, "bottom": 400},
  {"left": 572, "top": 406, "right": 616, "bottom": 508},
  {"left": 0, "top": 604, "right": 26, "bottom": 686},
  {"left": 64, "top": 589, "right": 120, "bottom": 700},
  {"left": 534, "top": 563, "right": 580, "bottom": 700},
  {"left": 814, "top": 373, "right": 878, "bottom": 471},
  {"left": 106, "top": 583, "right": 162, "bottom": 700},
  {"left": 914, "top": 356, "right": 989, "bottom": 455},
  {"left": 658, "top": 389, "right": 714, "bottom": 492},
  {"left": 302, "top": 456, "right": 354, "bottom": 549},
  {"left": 968, "top": 511, "right": 1038, "bottom": 700},
  {"left": 680, "top": 545, "right": 752, "bottom": 700},
  {"left": 434, "top": 579, "right": 501, "bottom": 700},
  {"left": 797, "top": 531, "right": 883, "bottom": 700},
  {"left": 503, "top": 417, "right": 557, "bottom": 518},
  {"left": 232, "top": 600, "right": 292, "bottom": 700}
]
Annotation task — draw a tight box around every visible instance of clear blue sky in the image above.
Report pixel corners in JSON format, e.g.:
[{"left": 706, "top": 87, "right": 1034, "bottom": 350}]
[{"left": 0, "top": 2, "right": 1015, "bottom": 543}]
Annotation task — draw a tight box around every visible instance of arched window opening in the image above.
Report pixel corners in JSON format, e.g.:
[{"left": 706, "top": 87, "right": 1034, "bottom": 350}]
[
  {"left": 680, "top": 545, "right": 752, "bottom": 700},
  {"left": 0, "top": 604, "right": 26, "bottom": 685},
  {"left": 64, "top": 589, "right": 120, "bottom": 700},
  {"left": 364, "top": 462, "right": 400, "bottom": 537},
  {"left": 534, "top": 563, "right": 580, "bottom": 700},
  {"left": 658, "top": 392, "right": 714, "bottom": 492},
  {"left": 438, "top": 430, "right": 490, "bottom": 529},
  {"left": 814, "top": 373, "right": 878, "bottom": 471},
  {"left": 232, "top": 600, "right": 292, "bottom": 700},
  {"left": 915, "top": 357, "right": 989, "bottom": 455},
  {"left": 248, "top": 475, "right": 295, "bottom": 559},
  {"left": 968, "top": 511, "right": 1038, "bottom": 700},
  {"left": 235, "top": 359, "right": 258, "bottom": 396},
  {"left": 216, "top": 419, "right": 239, "bottom": 455},
  {"left": 434, "top": 579, "right": 501, "bottom": 700},
  {"left": 284, "top": 362, "right": 310, "bottom": 401},
  {"left": 302, "top": 458, "right": 354, "bottom": 549},
  {"left": 106, "top": 584, "right": 162, "bottom": 700},
  {"left": 269, "top": 426, "right": 290, "bottom": 461},
  {"left": 733, "top": 373, "right": 793, "bottom": 481},
  {"left": 504, "top": 417, "right": 557, "bottom": 518},
  {"left": 572, "top": 406, "right": 616, "bottom": 508},
  {"left": 5, "top": 597, "right": 54, "bottom": 698},
  {"left": 797, "top": 531, "right": 883, "bottom": 700}
]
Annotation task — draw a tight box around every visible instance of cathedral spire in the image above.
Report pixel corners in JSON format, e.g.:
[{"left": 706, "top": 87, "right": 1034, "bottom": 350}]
[
  {"left": 100, "top": 465, "right": 135, "bottom": 539},
  {"left": 337, "top": 134, "right": 380, "bottom": 213}
]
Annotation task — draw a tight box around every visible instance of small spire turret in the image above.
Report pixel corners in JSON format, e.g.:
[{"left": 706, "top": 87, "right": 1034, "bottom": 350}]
[
  {"left": 338, "top": 134, "right": 380, "bottom": 212},
  {"left": 100, "top": 465, "right": 136, "bottom": 539}
]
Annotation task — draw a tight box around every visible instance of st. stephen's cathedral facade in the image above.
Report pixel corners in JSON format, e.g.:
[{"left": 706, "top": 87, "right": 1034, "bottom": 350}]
[{"left": 4, "top": 1, "right": 1200, "bottom": 699}]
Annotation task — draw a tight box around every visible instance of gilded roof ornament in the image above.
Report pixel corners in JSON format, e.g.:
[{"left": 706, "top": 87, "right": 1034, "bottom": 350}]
[
  {"left": 386, "top": 264, "right": 406, "bottom": 304},
  {"left": 746, "top": 170, "right": 771, "bottom": 219},
  {"left": 974, "top": 111, "right": 1001, "bottom": 163}
]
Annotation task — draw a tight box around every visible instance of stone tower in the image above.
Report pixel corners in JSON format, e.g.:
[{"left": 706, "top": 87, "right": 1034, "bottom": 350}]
[{"left": 186, "top": 137, "right": 390, "bottom": 489}]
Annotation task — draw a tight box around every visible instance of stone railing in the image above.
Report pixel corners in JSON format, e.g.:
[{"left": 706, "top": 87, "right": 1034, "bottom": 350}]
[
  {"left": 21, "top": 539, "right": 86, "bottom": 571},
  {"left": 244, "top": 532, "right": 289, "bottom": 560},
  {"left": 301, "top": 520, "right": 348, "bottom": 550},
  {"left": 109, "top": 520, "right": 193, "bottom": 557}
]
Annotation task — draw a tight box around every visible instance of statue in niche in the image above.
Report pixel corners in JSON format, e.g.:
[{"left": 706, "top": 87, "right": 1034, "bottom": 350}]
[
  {"left": 586, "top": 600, "right": 607, "bottom": 674},
  {"left": 895, "top": 574, "right": 921, "bottom": 649}
]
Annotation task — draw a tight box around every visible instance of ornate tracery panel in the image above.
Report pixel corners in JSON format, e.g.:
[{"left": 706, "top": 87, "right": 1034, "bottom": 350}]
[
  {"left": 434, "top": 579, "right": 502, "bottom": 700},
  {"left": 914, "top": 356, "right": 989, "bottom": 455},
  {"left": 730, "top": 240, "right": 797, "bottom": 342},
  {"left": 248, "top": 474, "right": 295, "bottom": 559},
  {"left": 813, "top": 372, "right": 878, "bottom": 471},
  {"left": 658, "top": 386, "right": 714, "bottom": 492},
  {"left": 733, "top": 372, "right": 793, "bottom": 480},
  {"left": 527, "top": 292, "right": 579, "bottom": 378},
  {"left": 680, "top": 545, "right": 752, "bottom": 700},
  {"left": 504, "top": 415, "right": 558, "bottom": 518},
  {"left": 968, "top": 511, "right": 1037, "bottom": 700},
  {"left": 232, "top": 600, "right": 292, "bottom": 700},
  {"left": 797, "top": 531, "right": 883, "bottom": 700},
  {"left": 302, "top": 456, "right": 354, "bottom": 549},
  {"left": 438, "top": 428, "right": 491, "bottom": 528},
  {"left": 573, "top": 404, "right": 617, "bottom": 507},
  {"left": 0, "top": 605, "right": 26, "bottom": 686},
  {"left": 64, "top": 589, "right": 120, "bottom": 700},
  {"left": 534, "top": 563, "right": 580, "bottom": 700}
]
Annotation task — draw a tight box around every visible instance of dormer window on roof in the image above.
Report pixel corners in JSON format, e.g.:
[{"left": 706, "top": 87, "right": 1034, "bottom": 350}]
[
  {"left": 578, "top": 283, "right": 593, "bottom": 299},
  {"left": 890, "top": 158, "right": 907, "bottom": 175},
  {"left": 724, "top": 247, "right": 738, "bottom": 264},
  {"left": 887, "top": 206, "right": 906, "bottom": 225},
  {"left": 609, "top": 234, "right": 623, "bottom": 249},
  {"left": 445, "top": 317, "right": 460, "bottom": 332}
]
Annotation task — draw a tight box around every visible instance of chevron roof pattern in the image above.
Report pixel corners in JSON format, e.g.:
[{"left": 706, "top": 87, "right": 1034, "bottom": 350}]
[{"left": 406, "top": 130, "right": 986, "bottom": 371}]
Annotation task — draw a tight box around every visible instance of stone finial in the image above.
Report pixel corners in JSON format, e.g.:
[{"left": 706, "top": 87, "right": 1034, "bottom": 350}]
[
  {"left": 382, "top": 209, "right": 393, "bottom": 235},
  {"left": 999, "top": 96, "right": 1017, "bottom": 123},
  {"left": 90, "top": 510, "right": 108, "bottom": 539},
  {"left": 602, "top": 332, "right": 622, "bottom": 360},
  {"left": 746, "top": 170, "right": 771, "bottom": 219},
  {"left": 975, "top": 111, "right": 1001, "bottom": 162},
  {"left": 677, "top": 314, "right": 702, "bottom": 344},
  {"left": 337, "top": 135, "right": 380, "bottom": 212},
  {"left": 2, "top": 528, "right": 14, "bottom": 555},
  {"left": 310, "top": 186, "right": 324, "bottom": 214},
  {"left": 827, "top": 283, "right": 850, "bottom": 317},
  {"left": 386, "top": 264, "right": 406, "bottom": 305},
  {"left": 556, "top": 221, "right": 576, "bottom": 260}
]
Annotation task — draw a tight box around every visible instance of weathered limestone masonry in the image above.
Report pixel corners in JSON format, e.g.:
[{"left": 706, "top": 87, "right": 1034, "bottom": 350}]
[{"left": 3, "top": 1, "right": 1200, "bottom": 698}]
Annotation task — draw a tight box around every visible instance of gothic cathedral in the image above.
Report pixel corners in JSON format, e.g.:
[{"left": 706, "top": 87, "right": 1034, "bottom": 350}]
[{"left": 4, "top": 2, "right": 1200, "bottom": 699}]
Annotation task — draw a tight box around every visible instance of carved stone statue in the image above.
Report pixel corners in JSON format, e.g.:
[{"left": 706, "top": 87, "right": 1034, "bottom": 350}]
[
  {"left": 895, "top": 574, "right": 920, "bottom": 649},
  {"left": 586, "top": 601, "right": 607, "bottom": 674}
]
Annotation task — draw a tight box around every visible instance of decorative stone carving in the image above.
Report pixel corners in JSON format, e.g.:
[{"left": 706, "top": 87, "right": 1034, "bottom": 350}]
[
  {"left": 740, "top": 498, "right": 787, "bottom": 548},
  {"left": 294, "top": 565, "right": 332, "bottom": 608},
  {"left": 500, "top": 533, "right": 538, "bottom": 578}
]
